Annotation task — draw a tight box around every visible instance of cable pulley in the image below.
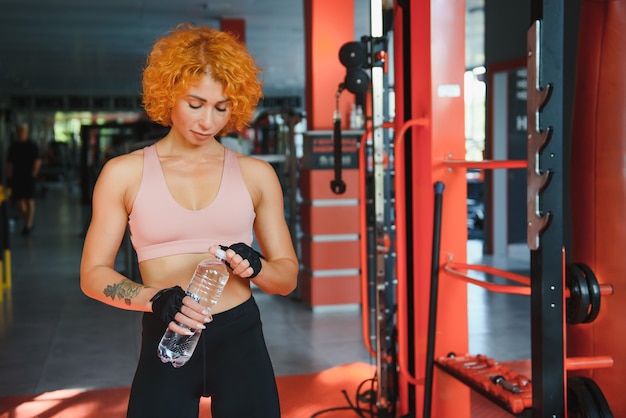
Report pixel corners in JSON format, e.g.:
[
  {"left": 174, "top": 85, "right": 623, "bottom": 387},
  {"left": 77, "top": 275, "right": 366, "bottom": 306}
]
[
  {"left": 344, "top": 68, "right": 370, "bottom": 95},
  {"left": 339, "top": 41, "right": 367, "bottom": 68}
]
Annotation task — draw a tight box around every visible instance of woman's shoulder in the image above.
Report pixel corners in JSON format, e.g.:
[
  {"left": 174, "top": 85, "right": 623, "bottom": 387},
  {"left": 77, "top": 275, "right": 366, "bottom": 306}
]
[
  {"left": 234, "top": 152, "right": 276, "bottom": 179},
  {"left": 107, "top": 147, "right": 144, "bottom": 167},
  {"left": 99, "top": 147, "right": 146, "bottom": 182},
  {"left": 233, "top": 152, "right": 283, "bottom": 206}
]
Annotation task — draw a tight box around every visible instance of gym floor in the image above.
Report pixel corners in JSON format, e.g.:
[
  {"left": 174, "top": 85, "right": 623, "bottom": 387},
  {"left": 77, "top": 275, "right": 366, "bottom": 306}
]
[{"left": 0, "top": 181, "right": 530, "bottom": 405}]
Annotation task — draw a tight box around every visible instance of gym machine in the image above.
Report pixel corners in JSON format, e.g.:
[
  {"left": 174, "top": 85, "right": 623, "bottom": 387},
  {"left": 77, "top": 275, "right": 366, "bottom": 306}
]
[
  {"left": 332, "top": 0, "right": 620, "bottom": 416},
  {"left": 332, "top": 0, "right": 397, "bottom": 415}
]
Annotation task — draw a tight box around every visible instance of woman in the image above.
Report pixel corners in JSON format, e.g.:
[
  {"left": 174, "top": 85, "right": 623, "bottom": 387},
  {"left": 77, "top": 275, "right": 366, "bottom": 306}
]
[{"left": 80, "top": 23, "right": 298, "bottom": 418}]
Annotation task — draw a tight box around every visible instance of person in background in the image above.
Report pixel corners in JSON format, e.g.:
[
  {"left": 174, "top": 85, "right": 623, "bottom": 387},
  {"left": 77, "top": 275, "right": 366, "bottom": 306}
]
[
  {"left": 79, "top": 23, "right": 298, "bottom": 418},
  {"left": 6, "top": 123, "right": 41, "bottom": 236}
]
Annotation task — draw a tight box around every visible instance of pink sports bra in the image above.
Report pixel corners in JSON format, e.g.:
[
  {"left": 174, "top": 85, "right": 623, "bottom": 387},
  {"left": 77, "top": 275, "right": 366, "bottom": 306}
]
[{"left": 128, "top": 144, "right": 255, "bottom": 262}]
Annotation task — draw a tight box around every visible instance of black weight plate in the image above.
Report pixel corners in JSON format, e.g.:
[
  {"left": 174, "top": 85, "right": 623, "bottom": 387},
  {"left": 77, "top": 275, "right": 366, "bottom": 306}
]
[
  {"left": 568, "top": 376, "right": 598, "bottom": 418},
  {"left": 581, "top": 376, "right": 614, "bottom": 417},
  {"left": 567, "top": 263, "right": 592, "bottom": 325},
  {"left": 576, "top": 263, "right": 601, "bottom": 323}
]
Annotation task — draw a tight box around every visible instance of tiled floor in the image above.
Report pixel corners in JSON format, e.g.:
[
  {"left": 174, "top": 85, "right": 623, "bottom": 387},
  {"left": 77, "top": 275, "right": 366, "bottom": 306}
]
[{"left": 0, "top": 183, "right": 530, "bottom": 404}]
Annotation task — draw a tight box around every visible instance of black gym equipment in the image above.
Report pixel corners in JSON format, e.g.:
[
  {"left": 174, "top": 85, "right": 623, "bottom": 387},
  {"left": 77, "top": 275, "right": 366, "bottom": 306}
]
[
  {"left": 566, "top": 262, "right": 602, "bottom": 325},
  {"left": 344, "top": 68, "right": 370, "bottom": 95},
  {"left": 568, "top": 376, "right": 614, "bottom": 418},
  {"left": 339, "top": 41, "right": 367, "bottom": 68},
  {"left": 423, "top": 182, "right": 445, "bottom": 418}
]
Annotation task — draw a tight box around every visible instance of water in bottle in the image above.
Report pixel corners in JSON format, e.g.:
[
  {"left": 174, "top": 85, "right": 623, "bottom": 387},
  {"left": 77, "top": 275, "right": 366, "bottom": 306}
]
[{"left": 157, "top": 249, "right": 229, "bottom": 367}]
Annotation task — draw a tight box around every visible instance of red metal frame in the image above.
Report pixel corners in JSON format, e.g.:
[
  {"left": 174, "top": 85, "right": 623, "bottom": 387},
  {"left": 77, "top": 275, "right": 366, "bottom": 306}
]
[
  {"left": 358, "top": 118, "right": 430, "bottom": 381},
  {"left": 394, "top": 118, "right": 429, "bottom": 387},
  {"left": 443, "top": 160, "right": 527, "bottom": 169},
  {"left": 443, "top": 262, "right": 531, "bottom": 295}
]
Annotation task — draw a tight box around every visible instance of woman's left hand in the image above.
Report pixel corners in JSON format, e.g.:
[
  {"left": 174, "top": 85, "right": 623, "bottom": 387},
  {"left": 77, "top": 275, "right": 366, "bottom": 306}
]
[{"left": 210, "top": 243, "right": 263, "bottom": 279}]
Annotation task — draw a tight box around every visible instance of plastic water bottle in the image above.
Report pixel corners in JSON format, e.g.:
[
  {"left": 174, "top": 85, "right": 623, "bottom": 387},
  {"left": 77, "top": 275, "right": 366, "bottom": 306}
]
[{"left": 157, "top": 249, "right": 229, "bottom": 367}]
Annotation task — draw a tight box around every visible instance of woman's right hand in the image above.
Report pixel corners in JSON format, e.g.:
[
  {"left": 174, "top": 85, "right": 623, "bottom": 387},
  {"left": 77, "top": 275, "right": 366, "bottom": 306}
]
[
  {"left": 151, "top": 287, "right": 213, "bottom": 334},
  {"left": 169, "top": 295, "right": 213, "bottom": 335}
]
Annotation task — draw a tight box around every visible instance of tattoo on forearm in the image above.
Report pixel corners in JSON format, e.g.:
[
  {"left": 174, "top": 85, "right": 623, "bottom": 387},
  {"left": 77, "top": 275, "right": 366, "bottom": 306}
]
[{"left": 103, "top": 280, "right": 141, "bottom": 306}]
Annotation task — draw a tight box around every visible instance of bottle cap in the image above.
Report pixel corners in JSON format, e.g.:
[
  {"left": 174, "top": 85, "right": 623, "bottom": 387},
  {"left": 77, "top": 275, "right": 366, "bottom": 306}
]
[{"left": 215, "top": 248, "right": 226, "bottom": 261}]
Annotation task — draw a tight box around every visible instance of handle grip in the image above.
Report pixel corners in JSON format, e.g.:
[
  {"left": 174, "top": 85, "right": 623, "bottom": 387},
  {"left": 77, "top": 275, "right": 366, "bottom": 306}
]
[{"left": 331, "top": 116, "right": 346, "bottom": 194}]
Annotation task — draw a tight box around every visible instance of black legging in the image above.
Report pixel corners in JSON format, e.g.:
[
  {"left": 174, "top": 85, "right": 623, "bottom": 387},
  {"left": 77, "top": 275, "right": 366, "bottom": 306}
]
[{"left": 127, "top": 296, "right": 280, "bottom": 418}]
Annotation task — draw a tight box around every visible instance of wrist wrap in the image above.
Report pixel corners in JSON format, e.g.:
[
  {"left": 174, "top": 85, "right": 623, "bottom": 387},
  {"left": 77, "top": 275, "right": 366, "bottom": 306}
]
[
  {"left": 150, "top": 285, "right": 186, "bottom": 324},
  {"left": 220, "top": 242, "right": 264, "bottom": 279}
]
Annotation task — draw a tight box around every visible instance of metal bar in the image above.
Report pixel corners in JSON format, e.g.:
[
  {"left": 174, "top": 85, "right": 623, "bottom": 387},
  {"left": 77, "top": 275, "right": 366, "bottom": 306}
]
[
  {"left": 566, "top": 356, "right": 614, "bottom": 371},
  {"left": 443, "top": 159, "right": 527, "bottom": 169},
  {"left": 394, "top": 118, "right": 429, "bottom": 387},
  {"left": 443, "top": 264, "right": 531, "bottom": 296},
  {"left": 423, "top": 182, "right": 445, "bottom": 418},
  {"left": 446, "top": 263, "right": 532, "bottom": 286},
  {"left": 369, "top": 0, "right": 392, "bottom": 411},
  {"left": 286, "top": 113, "right": 300, "bottom": 260},
  {"left": 445, "top": 263, "right": 613, "bottom": 300}
]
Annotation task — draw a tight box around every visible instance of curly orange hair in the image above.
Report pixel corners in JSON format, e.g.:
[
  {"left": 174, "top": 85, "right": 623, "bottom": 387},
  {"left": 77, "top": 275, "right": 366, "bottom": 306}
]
[{"left": 142, "top": 23, "right": 263, "bottom": 134}]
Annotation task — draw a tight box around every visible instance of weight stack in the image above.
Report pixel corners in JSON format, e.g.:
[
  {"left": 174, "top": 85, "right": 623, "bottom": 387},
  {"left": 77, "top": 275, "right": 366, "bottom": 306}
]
[
  {"left": 299, "top": 130, "right": 362, "bottom": 308},
  {"left": 569, "top": 0, "right": 626, "bottom": 415}
]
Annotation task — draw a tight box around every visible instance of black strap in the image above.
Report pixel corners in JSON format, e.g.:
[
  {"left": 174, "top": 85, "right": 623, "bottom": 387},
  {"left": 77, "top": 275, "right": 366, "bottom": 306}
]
[
  {"left": 150, "top": 285, "right": 186, "bottom": 324},
  {"left": 219, "top": 242, "right": 264, "bottom": 279}
]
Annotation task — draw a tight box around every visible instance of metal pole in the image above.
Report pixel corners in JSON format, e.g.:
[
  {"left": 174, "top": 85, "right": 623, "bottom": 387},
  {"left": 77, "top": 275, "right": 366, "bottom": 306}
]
[
  {"left": 370, "top": 0, "right": 391, "bottom": 412},
  {"left": 423, "top": 181, "right": 445, "bottom": 418},
  {"left": 527, "top": 1, "right": 567, "bottom": 414}
]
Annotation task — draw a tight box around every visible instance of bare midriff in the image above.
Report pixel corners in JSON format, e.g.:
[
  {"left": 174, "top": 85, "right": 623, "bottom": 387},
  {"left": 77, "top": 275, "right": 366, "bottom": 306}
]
[{"left": 139, "top": 252, "right": 251, "bottom": 314}]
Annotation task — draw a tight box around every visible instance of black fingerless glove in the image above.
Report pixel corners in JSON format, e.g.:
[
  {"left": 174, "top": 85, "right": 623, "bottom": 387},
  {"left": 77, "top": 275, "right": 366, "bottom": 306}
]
[
  {"left": 150, "top": 285, "right": 186, "bottom": 324},
  {"left": 220, "top": 242, "right": 265, "bottom": 279}
]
